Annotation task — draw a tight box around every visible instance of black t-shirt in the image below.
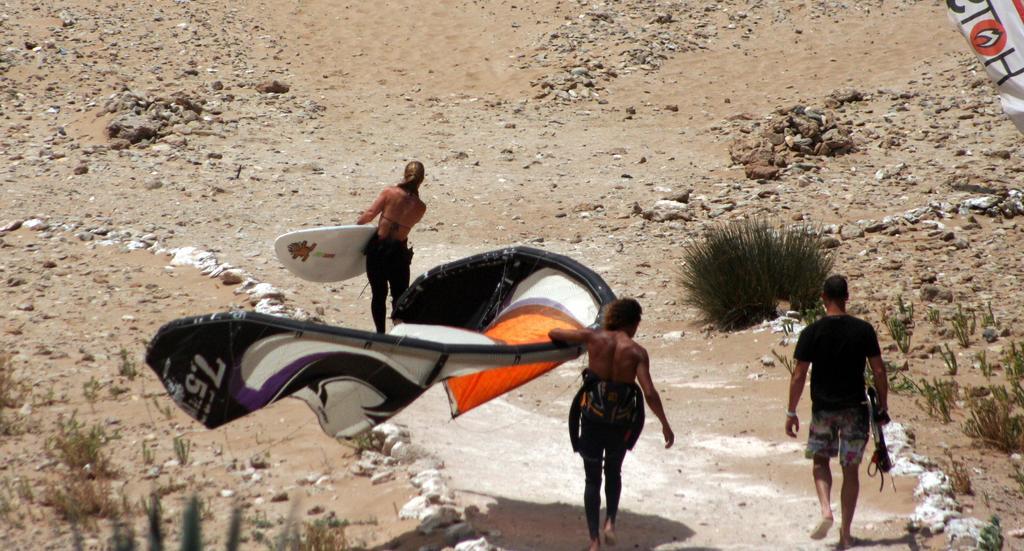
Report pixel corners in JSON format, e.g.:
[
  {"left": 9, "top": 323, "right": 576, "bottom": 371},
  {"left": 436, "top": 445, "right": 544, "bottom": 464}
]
[{"left": 794, "top": 314, "right": 881, "bottom": 412}]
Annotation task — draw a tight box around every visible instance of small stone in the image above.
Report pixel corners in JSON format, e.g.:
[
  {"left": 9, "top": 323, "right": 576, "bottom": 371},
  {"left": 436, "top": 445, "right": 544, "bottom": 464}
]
[
  {"left": 307, "top": 505, "right": 325, "bottom": 515},
  {"left": 444, "top": 522, "right": 479, "bottom": 546},
  {"left": 73, "top": 164, "right": 88, "bottom": 175},
  {"left": 664, "top": 104, "right": 679, "bottom": 112},
  {"left": 744, "top": 163, "right": 779, "bottom": 180},
  {"left": 920, "top": 285, "right": 953, "bottom": 303},
  {"left": 249, "top": 453, "right": 270, "bottom": 469},
  {"left": 1, "top": 220, "right": 24, "bottom": 232},
  {"left": 220, "top": 269, "right": 244, "bottom": 285},
  {"left": 982, "top": 327, "right": 998, "bottom": 343},
  {"left": 760, "top": 355, "right": 775, "bottom": 367},
  {"left": 271, "top": 492, "right": 289, "bottom": 502},
  {"left": 839, "top": 224, "right": 864, "bottom": 240},
  {"left": 220, "top": 489, "right": 235, "bottom": 498},
  {"left": 256, "top": 80, "right": 290, "bottom": 94},
  {"left": 370, "top": 470, "right": 395, "bottom": 485}
]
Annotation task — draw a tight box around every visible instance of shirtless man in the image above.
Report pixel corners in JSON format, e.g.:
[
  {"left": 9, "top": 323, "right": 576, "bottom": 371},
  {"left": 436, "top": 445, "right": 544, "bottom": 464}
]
[
  {"left": 356, "top": 161, "right": 427, "bottom": 333},
  {"left": 549, "top": 298, "right": 674, "bottom": 551}
]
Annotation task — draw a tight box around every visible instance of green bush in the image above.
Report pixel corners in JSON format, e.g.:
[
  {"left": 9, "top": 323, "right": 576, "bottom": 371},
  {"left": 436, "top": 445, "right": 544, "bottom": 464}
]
[{"left": 679, "top": 219, "right": 834, "bottom": 329}]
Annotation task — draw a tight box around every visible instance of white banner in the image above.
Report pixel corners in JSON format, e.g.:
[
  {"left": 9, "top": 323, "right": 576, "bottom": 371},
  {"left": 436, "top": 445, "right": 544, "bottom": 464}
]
[{"left": 948, "top": 0, "right": 1024, "bottom": 132}]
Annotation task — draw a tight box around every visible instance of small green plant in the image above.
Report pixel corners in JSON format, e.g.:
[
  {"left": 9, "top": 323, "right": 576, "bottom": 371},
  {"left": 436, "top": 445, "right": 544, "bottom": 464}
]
[
  {"left": 141, "top": 441, "right": 154, "bottom": 466},
  {"left": 42, "top": 478, "right": 121, "bottom": 527},
  {"left": 0, "top": 354, "right": 25, "bottom": 409},
  {"left": 118, "top": 348, "right": 138, "bottom": 380},
  {"left": 976, "top": 350, "right": 994, "bottom": 379},
  {"left": 780, "top": 318, "right": 795, "bottom": 337},
  {"left": 1011, "top": 464, "right": 1024, "bottom": 496},
  {"left": 679, "top": 219, "right": 834, "bottom": 329},
  {"left": 301, "top": 517, "right": 349, "bottom": 550},
  {"left": 771, "top": 349, "right": 795, "bottom": 376},
  {"left": 949, "top": 304, "right": 975, "bottom": 348},
  {"left": 978, "top": 515, "right": 1004, "bottom": 551},
  {"left": 896, "top": 294, "right": 914, "bottom": 321},
  {"left": 152, "top": 398, "right": 174, "bottom": 421},
  {"left": 982, "top": 301, "right": 997, "bottom": 329},
  {"left": 1004, "top": 342, "right": 1024, "bottom": 382},
  {"left": 944, "top": 450, "right": 972, "bottom": 495},
  {"left": 939, "top": 344, "right": 958, "bottom": 376},
  {"left": 799, "top": 300, "right": 826, "bottom": 326},
  {"left": 916, "top": 378, "right": 957, "bottom": 423},
  {"left": 173, "top": 436, "right": 191, "bottom": 466},
  {"left": 82, "top": 377, "right": 101, "bottom": 408},
  {"left": 889, "top": 371, "right": 919, "bottom": 394},
  {"left": 926, "top": 306, "right": 941, "bottom": 324},
  {"left": 884, "top": 315, "right": 911, "bottom": 355},
  {"left": 48, "top": 416, "right": 116, "bottom": 478},
  {"left": 963, "top": 386, "right": 1024, "bottom": 453}
]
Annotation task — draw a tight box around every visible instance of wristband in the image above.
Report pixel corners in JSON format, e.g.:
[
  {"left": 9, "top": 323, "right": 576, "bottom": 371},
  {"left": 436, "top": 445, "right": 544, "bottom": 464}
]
[{"left": 786, "top": 410, "right": 798, "bottom": 418}]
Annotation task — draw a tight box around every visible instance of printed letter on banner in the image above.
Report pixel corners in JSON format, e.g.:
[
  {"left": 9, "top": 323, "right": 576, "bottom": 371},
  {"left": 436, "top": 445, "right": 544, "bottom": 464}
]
[{"left": 948, "top": 0, "right": 1024, "bottom": 131}]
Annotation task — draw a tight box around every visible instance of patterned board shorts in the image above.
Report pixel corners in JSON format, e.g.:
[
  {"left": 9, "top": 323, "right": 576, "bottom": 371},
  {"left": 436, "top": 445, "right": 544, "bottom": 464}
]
[{"left": 805, "top": 406, "right": 869, "bottom": 466}]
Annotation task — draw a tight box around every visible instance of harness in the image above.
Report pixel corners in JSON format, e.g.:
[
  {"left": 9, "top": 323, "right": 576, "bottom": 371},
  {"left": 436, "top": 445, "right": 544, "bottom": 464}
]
[
  {"left": 865, "top": 387, "right": 895, "bottom": 492},
  {"left": 568, "top": 370, "right": 645, "bottom": 452}
]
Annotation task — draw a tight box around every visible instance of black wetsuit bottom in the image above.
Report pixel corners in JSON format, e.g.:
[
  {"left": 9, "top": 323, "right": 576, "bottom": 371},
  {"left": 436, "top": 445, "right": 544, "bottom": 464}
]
[
  {"left": 364, "top": 234, "right": 411, "bottom": 333},
  {"left": 578, "top": 416, "right": 628, "bottom": 541}
]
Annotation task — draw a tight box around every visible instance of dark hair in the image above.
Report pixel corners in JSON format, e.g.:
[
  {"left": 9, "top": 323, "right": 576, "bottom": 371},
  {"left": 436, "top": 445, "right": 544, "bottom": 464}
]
[
  {"left": 603, "top": 298, "right": 642, "bottom": 331},
  {"left": 398, "top": 161, "right": 425, "bottom": 195},
  {"left": 822, "top": 274, "right": 849, "bottom": 302}
]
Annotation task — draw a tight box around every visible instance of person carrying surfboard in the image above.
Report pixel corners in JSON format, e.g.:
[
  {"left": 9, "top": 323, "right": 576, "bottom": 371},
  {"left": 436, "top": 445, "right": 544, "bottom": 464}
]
[
  {"left": 549, "top": 298, "right": 675, "bottom": 551},
  {"left": 785, "top": 275, "right": 890, "bottom": 549},
  {"left": 356, "top": 161, "right": 427, "bottom": 333}
]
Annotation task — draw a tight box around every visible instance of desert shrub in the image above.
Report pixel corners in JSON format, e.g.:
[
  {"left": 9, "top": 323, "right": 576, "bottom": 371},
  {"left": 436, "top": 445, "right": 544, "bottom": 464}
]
[
  {"left": 47, "top": 416, "right": 117, "bottom": 478},
  {"left": 679, "top": 219, "right": 834, "bottom": 329},
  {"left": 963, "top": 386, "right": 1024, "bottom": 453},
  {"left": 42, "top": 478, "right": 121, "bottom": 527}
]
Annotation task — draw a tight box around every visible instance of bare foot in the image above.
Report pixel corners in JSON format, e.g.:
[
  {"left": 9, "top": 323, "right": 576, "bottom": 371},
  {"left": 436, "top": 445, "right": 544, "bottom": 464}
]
[
  {"left": 603, "top": 521, "right": 617, "bottom": 546},
  {"left": 587, "top": 538, "right": 601, "bottom": 551},
  {"left": 837, "top": 533, "right": 856, "bottom": 549},
  {"left": 809, "top": 516, "right": 834, "bottom": 540}
]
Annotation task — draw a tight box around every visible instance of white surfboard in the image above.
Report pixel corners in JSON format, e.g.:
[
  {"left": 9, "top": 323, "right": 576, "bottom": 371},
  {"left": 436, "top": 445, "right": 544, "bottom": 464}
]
[{"left": 274, "top": 225, "right": 377, "bottom": 282}]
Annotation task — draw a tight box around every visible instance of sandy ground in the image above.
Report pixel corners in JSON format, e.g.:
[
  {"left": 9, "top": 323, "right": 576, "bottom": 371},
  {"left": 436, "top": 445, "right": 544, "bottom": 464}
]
[{"left": 3, "top": 0, "right": 1024, "bottom": 548}]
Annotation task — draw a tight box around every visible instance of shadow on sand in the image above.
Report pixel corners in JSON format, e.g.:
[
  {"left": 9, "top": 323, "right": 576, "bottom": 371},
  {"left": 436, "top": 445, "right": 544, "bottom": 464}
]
[{"left": 367, "top": 493, "right": 707, "bottom": 551}]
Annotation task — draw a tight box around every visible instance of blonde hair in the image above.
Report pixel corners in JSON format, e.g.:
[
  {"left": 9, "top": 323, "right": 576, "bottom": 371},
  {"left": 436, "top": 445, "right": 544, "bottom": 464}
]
[{"left": 398, "top": 161, "right": 425, "bottom": 195}]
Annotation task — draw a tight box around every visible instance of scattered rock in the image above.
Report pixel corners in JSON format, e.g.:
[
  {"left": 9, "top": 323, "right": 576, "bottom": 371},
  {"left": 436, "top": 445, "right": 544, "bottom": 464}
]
[
  {"left": 920, "top": 285, "right": 954, "bottom": 303},
  {"left": 641, "top": 200, "right": 692, "bottom": 222},
  {"left": 256, "top": 80, "right": 290, "bottom": 94}
]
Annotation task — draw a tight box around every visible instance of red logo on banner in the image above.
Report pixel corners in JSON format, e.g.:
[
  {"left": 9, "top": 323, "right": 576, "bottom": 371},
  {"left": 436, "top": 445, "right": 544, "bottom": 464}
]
[{"left": 971, "top": 19, "right": 1008, "bottom": 57}]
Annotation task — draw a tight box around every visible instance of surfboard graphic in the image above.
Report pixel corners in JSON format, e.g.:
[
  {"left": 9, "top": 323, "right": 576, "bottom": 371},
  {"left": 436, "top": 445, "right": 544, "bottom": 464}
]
[
  {"left": 273, "top": 225, "right": 377, "bottom": 283},
  {"left": 146, "top": 247, "right": 616, "bottom": 438}
]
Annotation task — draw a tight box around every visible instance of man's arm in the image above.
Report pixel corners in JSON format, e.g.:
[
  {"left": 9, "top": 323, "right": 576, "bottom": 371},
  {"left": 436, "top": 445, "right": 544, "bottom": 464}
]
[
  {"left": 785, "top": 360, "right": 810, "bottom": 437},
  {"left": 635, "top": 348, "right": 674, "bottom": 448},
  {"left": 356, "top": 190, "right": 388, "bottom": 225},
  {"left": 868, "top": 355, "right": 889, "bottom": 422},
  {"left": 548, "top": 327, "right": 593, "bottom": 344}
]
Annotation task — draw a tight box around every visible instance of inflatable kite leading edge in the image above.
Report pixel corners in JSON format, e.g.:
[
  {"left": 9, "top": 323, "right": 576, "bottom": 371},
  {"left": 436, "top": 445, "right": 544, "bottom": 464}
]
[
  {"left": 948, "top": 0, "right": 1024, "bottom": 132},
  {"left": 145, "top": 247, "right": 616, "bottom": 438}
]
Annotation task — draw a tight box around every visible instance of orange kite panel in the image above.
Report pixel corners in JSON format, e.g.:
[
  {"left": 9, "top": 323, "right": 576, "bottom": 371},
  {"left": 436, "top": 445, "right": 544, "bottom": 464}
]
[{"left": 446, "top": 306, "right": 584, "bottom": 416}]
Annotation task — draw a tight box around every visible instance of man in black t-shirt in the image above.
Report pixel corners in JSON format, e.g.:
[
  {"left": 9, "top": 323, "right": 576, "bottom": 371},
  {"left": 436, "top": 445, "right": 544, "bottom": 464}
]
[{"left": 785, "top": 275, "right": 889, "bottom": 550}]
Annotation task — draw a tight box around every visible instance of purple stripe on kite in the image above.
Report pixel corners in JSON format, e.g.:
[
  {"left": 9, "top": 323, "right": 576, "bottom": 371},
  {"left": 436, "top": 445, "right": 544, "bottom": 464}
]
[{"left": 228, "top": 351, "right": 336, "bottom": 410}]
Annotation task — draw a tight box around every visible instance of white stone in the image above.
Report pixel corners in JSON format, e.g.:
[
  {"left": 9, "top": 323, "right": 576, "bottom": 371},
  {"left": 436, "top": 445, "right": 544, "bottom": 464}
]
[
  {"left": 645, "top": 200, "right": 692, "bottom": 222},
  {"left": 454, "top": 537, "right": 497, "bottom": 551},
  {"left": 417, "top": 505, "right": 460, "bottom": 534},
  {"left": 962, "top": 196, "right": 1000, "bottom": 210},
  {"left": 399, "top": 495, "right": 430, "bottom": 520}
]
